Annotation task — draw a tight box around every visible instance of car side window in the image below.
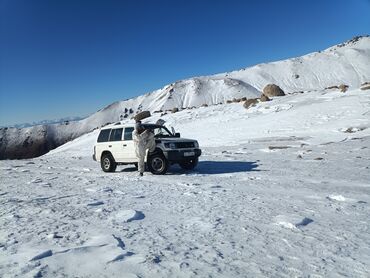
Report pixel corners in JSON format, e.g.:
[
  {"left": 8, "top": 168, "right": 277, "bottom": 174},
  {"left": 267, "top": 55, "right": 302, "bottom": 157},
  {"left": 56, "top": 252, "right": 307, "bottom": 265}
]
[
  {"left": 109, "top": 128, "right": 123, "bottom": 141},
  {"left": 124, "top": 127, "right": 134, "bottom": 140},
  {"left": 97, "top": 129, "right": 111, "bottom": 142}
]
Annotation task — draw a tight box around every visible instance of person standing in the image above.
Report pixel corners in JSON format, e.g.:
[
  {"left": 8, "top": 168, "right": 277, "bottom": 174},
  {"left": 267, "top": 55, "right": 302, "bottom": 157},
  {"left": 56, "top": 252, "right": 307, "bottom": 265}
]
[{"left": 133, "top": 122, "right": 156, "bottom": 176}]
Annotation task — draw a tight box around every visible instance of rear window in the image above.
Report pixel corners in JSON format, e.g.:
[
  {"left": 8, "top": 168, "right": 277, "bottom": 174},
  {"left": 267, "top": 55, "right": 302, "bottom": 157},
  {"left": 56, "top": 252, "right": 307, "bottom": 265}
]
[
  {"left": 109, "top": 128, "right": 123, "bottom": 141},
  {"left": 97, "top": 129, "right": 111, "bottom": 142},
  {"left": 124, "top": 127, "right": 134, "bottom": 140}
]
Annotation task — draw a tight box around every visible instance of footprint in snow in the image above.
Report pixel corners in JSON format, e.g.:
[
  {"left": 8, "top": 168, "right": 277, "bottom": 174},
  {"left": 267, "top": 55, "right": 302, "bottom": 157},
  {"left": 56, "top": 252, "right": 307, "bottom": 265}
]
[
  {"left": 327, "top": 195, "right": 346, "bottom": 202},
  {"left": 28, "top": 178, "right": 43, "bottom": 184},
  {"left": 111, "top": 210, "right": 145, "bottom": 223},
  {"left": 30, "top": 250, "right": 53, "bottom": 261},
  {"left": 276, "top": 217, "right": 314, "bottom": 230},
  {"left": 100, "top": 187, "right": 113, "bottom": 193},
  {"left": 40, "top": 182, "right": 51, "bottom": 187},
  {"left": 107, "top": 251, "right": 135, "bottom": 263},
  {"left": 132, "top": 195, "right": 145, "bottom": 199},
  {"left": 1, "top": 167, "right": 13, "bottom": 171},
  {"left": 295, "top": 217, "right": 314, "bottom": 228},
  {"left": 87, "top": 201, "right": 104, "bottom": 206},
  {"left": 276, "top": 221, "right": 299, "bottom": 231}
]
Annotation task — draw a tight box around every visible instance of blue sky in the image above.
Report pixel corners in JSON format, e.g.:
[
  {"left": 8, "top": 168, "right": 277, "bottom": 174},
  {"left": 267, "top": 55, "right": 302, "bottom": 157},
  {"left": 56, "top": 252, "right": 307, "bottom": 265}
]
[{"left": 0, "top": 0, "right": 369, "bottom": 126}]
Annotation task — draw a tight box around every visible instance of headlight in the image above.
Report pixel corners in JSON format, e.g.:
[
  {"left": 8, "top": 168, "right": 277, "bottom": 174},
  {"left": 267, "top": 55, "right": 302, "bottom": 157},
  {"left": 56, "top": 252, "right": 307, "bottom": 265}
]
[{"left": 164, "top": 142, "right": 176, "bottom": 149}]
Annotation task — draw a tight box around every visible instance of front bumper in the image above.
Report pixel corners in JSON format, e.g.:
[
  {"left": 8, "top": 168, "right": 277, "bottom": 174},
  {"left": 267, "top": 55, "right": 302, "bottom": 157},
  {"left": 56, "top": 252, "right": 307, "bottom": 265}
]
[
  {"left": 163, "top": 148, "right": 201, "bottom": 162},
  {"left": 92, "top": 154, "right": 96, "bottom": 161}
]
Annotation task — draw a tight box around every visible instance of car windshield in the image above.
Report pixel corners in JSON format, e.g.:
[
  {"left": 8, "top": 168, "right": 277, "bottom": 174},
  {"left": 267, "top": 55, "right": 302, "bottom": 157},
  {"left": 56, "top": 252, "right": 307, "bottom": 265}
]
[
  {"left": 142, "top": 124, "right": 174, "bottom": 138},
  {"left": 153, "top": 126, "right": 173, "bottom": 138}
]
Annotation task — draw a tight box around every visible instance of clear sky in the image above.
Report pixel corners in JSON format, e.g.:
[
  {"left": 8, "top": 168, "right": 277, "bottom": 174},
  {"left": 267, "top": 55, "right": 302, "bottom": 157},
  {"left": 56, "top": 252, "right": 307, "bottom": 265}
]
[{"left": 0, "top": 0, "right": 369, "bottom": 126}]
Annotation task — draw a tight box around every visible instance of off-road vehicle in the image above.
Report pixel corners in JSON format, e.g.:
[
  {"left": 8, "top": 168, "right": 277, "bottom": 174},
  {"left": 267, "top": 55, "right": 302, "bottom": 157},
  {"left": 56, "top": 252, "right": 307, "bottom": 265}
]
[{"left": 93, "top": 123, "right": 201, "bottom": 174}]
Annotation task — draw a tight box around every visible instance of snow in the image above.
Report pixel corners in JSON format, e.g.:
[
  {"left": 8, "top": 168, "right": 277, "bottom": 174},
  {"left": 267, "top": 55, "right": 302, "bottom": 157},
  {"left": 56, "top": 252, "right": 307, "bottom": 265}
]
[{"left": 1, "top": 83, "right": 370, "bottom": 277}]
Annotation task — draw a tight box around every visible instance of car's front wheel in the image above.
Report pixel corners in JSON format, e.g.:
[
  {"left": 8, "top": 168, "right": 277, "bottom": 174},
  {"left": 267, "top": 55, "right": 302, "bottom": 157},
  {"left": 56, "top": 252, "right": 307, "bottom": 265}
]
[
  {"left": 179, "top": 158, "right": 198, "bottom": 170},
  {"left": 148, "top": 153, "right": 169, "bottom": 175},
  {"left": 101, "top": 153, "right": 117, "bottom": 172}
]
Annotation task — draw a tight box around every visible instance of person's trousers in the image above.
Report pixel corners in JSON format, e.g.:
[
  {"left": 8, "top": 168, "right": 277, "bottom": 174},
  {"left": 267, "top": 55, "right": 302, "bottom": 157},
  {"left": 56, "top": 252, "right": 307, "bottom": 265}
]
[{"left": 138, "top": 156, "right": 145, "bottom": 173}]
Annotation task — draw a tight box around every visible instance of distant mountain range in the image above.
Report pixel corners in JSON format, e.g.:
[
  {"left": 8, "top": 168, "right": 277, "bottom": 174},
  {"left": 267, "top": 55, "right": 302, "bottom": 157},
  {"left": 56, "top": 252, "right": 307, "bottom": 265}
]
[
  {"left": 1, "top": 35, "right": 369, "bottom": 159},
  {"left": 2, "top": 116, "right": 85, "bottom": 129}
]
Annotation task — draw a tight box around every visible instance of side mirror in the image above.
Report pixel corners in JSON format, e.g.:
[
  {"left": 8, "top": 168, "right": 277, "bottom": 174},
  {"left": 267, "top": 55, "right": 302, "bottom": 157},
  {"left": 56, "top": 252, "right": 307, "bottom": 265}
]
[{"left": 174, "top": 132, "right": 180, "bottom": 138}]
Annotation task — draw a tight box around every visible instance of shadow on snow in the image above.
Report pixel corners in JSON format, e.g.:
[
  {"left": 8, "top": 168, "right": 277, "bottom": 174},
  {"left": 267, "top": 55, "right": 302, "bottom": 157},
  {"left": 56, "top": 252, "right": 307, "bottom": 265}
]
[
  {"left": 172, "top": 160, "right": 260, "bottom": 175},
  {"left": 118, "top": 160, "right": 260, "bottom": 175}
]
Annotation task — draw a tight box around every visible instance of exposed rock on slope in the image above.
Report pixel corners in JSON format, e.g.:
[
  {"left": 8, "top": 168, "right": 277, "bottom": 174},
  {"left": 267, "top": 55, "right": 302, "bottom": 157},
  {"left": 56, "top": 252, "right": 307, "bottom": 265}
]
[{"left": 262, "top": 84, "right": 286, "bottom": 97}]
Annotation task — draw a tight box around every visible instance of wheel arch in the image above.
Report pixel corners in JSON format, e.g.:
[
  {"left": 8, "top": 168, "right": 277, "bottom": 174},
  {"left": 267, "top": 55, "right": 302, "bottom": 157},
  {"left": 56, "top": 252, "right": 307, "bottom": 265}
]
[
  {"left": 101, "top": 150, "right": 114, "bottom": 161},
  {"left": 146, "top": 147, "right": 164, "bottom": 159}
]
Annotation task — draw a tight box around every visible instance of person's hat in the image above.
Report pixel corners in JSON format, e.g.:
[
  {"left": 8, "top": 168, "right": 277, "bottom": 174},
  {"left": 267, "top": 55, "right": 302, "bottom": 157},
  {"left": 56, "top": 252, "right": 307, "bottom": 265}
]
[{"left": 135, "top": 122, "right": 143, "bottom": 130}]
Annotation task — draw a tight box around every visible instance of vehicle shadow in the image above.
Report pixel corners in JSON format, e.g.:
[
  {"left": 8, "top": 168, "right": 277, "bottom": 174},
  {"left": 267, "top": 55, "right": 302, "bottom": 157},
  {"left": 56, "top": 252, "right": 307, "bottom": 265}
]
[
  {"left": 171, "top": 160, "right": 260, "bottom": 175},
  {"left": 118, "top": 166, "right": 137, "bottom": 172}
]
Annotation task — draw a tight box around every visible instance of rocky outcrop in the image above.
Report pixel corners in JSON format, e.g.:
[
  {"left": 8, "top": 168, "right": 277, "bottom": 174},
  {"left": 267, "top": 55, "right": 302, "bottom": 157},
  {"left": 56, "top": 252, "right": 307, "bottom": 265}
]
[
  {"left": 360, "top": 82, "right": 370, "bottom": 90},
  {"left": 260, "top": 95, "right": 271, "bottom": 102},
  {"left": 262, "top": 84, "right": 285, "bottom": 97},
  {"left": 339, "top": 84, "right": 349, "bottom": 92},
  {"left": 243, "top": 99, "right": 259, "bottom": 109}
]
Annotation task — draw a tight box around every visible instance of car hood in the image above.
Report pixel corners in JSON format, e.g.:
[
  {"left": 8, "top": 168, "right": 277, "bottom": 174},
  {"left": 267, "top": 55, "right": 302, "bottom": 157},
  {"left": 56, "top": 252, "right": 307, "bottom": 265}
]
[{"left": 156, "top": 138, "right": 197, "bottom": 143}]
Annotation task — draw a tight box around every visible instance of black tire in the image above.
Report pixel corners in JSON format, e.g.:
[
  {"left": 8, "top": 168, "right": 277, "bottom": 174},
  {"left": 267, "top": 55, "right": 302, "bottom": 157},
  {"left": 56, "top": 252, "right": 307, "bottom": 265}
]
[
  {"left": 148, "top": 153, "right": 169, "bottom": 175},
  {"left": 179, "top": 158, "right": 198, "bottom": 170},
  {"left": 101, "top": 153, "right": 117, "bottom": 172}
]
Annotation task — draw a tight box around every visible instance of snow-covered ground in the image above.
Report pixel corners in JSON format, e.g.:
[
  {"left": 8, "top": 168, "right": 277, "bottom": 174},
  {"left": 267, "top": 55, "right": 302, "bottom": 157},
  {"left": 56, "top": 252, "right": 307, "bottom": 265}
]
[{"left": 1, "top": 87, "right": 370, "bottom": 277}]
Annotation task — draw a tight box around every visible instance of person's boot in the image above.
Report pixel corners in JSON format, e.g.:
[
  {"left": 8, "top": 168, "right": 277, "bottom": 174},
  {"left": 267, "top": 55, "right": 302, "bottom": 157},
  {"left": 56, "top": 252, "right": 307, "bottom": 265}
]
[{"left": 139, "top": 172, "right": 143, "bottom": 177}]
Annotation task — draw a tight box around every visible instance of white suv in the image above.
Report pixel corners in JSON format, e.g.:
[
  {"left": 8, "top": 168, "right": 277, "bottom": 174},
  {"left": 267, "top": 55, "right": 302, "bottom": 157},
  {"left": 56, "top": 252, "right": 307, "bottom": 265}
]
[{"left": 93, "top": 123, "right": 201, "bottom": 175}]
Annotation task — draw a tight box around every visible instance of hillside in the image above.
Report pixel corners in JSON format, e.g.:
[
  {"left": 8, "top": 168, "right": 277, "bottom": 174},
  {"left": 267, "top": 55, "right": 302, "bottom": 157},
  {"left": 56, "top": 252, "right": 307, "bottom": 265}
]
[{"left": 1, "top": 35, "right": 370, "bottom": 159}]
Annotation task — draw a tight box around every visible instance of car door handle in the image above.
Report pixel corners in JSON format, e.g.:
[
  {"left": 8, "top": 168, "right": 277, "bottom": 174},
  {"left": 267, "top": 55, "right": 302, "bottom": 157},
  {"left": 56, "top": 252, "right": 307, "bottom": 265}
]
[
  {"left": 123, "top": 144, "right": 127, "bottom": 147},
  {"left": 108, "top": 145, "right": 112, "bottom": 148}
]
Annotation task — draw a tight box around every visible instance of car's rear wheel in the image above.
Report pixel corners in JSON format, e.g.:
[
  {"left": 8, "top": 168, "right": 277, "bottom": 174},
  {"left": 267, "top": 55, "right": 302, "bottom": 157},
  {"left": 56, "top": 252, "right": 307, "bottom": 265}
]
[
  {"left": 101, "top": 153, "right": 117, "bottom": 172},
  {"left": 179, "top": 158, "right": 198, "bottom": 170},
  {"left": 148, "top": 153, "right": 169, "bottom": 175}
]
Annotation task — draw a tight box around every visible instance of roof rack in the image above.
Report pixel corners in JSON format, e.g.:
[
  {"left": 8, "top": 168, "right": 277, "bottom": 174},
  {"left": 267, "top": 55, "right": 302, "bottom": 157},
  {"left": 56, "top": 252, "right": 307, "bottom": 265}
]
[{"left": 114, "top": 122, "right": 121, "bottom": 125}]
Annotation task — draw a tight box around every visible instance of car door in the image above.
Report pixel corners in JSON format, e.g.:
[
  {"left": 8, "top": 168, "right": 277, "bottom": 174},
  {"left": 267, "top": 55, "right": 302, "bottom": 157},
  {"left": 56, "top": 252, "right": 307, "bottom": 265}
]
[
  {"left": 108, "top": 128, "right": 124, "bottom": 161},
  {"left": 122, "top": 127, "right": 137, "bottom": 162}
]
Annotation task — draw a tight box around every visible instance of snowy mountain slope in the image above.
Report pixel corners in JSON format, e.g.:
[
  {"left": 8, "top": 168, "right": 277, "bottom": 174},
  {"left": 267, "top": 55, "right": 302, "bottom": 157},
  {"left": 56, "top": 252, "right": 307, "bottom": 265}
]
[
  {"left": 217, "top": 36, "right": 370, "bottom": 93},
  {"left": 48, "top": 86, "right": 370, "bottom": 157},
  {"left": 1, "top": 36, "right": 369, "bottom": 159},
  {"left": 1, "top": 86, "right": 370, "bottom": 277}
]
